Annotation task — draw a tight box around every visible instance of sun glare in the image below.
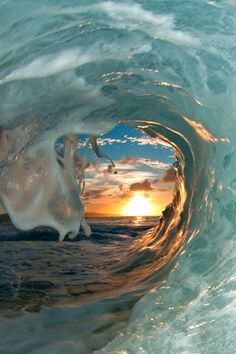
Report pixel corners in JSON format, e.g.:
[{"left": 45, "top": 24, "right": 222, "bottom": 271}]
[{"left": 122, "top": 193, "right": 154, "bottom": 216}]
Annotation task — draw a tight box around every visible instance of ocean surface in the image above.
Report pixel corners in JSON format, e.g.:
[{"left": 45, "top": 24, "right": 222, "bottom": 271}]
[
  {"left": 0, "top": 0, "right": 236, "bottom": 353},
  {"left": 0, "top": 216, "right": 163, "bottom": 353}
]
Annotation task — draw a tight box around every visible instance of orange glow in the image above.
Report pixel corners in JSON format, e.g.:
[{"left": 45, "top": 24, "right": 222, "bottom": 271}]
[
  {"left": 84, "top": 190, "right": 174, "bottom": 217},
  {"left": 122, "top": 192, "right": 155, "bottom": 216}
]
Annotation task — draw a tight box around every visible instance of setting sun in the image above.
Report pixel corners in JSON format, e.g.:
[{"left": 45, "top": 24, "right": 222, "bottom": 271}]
[{"left": 122, "top": 193, "right": 154, "bottom": 216}]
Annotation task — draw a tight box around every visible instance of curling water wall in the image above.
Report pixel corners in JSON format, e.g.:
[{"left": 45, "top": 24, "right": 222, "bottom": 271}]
[{"left": 0, "top": 1, "right": 236, "bottom": 353}]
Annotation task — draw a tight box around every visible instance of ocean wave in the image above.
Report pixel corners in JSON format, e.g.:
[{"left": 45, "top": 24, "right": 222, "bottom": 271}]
[{"left": 0, "top": 0, "right": 236, "bottom": 353}]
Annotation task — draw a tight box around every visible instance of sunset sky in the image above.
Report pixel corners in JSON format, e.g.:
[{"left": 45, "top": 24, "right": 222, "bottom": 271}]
[{"left": 79, "top": 125, "right": 176, "bottom": 217}]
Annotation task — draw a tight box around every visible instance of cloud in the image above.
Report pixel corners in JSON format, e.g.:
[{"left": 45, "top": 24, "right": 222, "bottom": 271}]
[
  {"left": 120, "top": 157, "right": 165, "bottom": 170},
  {"left": 162, "top": 167, "right": 176, "bottom": 183},
  {"left": 97, "top": 137, "right": 125, "bottom": 146},
  {"left": 76, "top": 135, "right": 171, "bottom": 150},
  {"left": 82, "top": 189, "right": 106, "bottom": 200},
  {"left": 120, "top": 156, "right": 139, "bottom": 165},
  {"left": 85, "top": 163, "right": 157, "bottom": 185},
  {"left": 119, "top": 191, "right": 131, "bottom": 199},
  {"left": 130, "top": 179, "right": 153, "bottom": 192},
  {"left": 153, "top": 166, "right": 176, "bottom": 184},
  {"left": 158, "top": 188, "right": 169, "bottom": 192},
  {"left": 119, "top": 184, "right": 123, "bottom": 191},
  {"left": 119, "top": 156, "right": 169, "bottom": 169},
  {"left": 125, "top": 136, "right": 171, "bottom": 148}
]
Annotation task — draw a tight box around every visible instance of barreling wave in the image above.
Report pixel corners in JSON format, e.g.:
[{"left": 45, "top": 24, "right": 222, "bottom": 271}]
[{"left": 0, "top": 0, "right": 236, "bottom": 353}]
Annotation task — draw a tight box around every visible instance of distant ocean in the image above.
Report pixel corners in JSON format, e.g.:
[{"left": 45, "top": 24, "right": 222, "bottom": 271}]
[{"left": 0, "top": 216, "right": 161, "bottom": 353}]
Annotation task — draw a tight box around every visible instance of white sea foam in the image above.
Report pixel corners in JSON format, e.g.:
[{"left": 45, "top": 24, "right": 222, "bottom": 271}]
[
  {"left": 2, "top": 2, "right": 197, "bottom": 83},
  {"left": 4, "top": 49, "right": 92, "bottom": 81},
  {"left": 59, "top": 1, "right": 199, "bottom": 46},
  {"left": 4, "top": 39, "right": 151, "bottom": 81},
  {"left": 98, "top": 1, "right": 198, "bottom": 45}
]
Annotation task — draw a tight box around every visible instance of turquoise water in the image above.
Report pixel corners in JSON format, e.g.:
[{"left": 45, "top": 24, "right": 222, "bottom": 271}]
[{"left": 0, "top": 0, "right": 236, "bottom": 353}]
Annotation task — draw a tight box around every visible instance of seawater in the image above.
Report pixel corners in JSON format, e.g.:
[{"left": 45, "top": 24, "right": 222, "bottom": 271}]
[
  {"left": 0, "top": 216, "right": 161, "bottom": 353},
  {"left": 0, "top": 0, "right": 236, "bottom": 353}
]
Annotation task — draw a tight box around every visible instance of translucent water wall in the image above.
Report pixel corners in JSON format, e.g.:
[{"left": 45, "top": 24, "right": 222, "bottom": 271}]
[{"left": 0, "top": 0, "right": 236, "bottom": 353}]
